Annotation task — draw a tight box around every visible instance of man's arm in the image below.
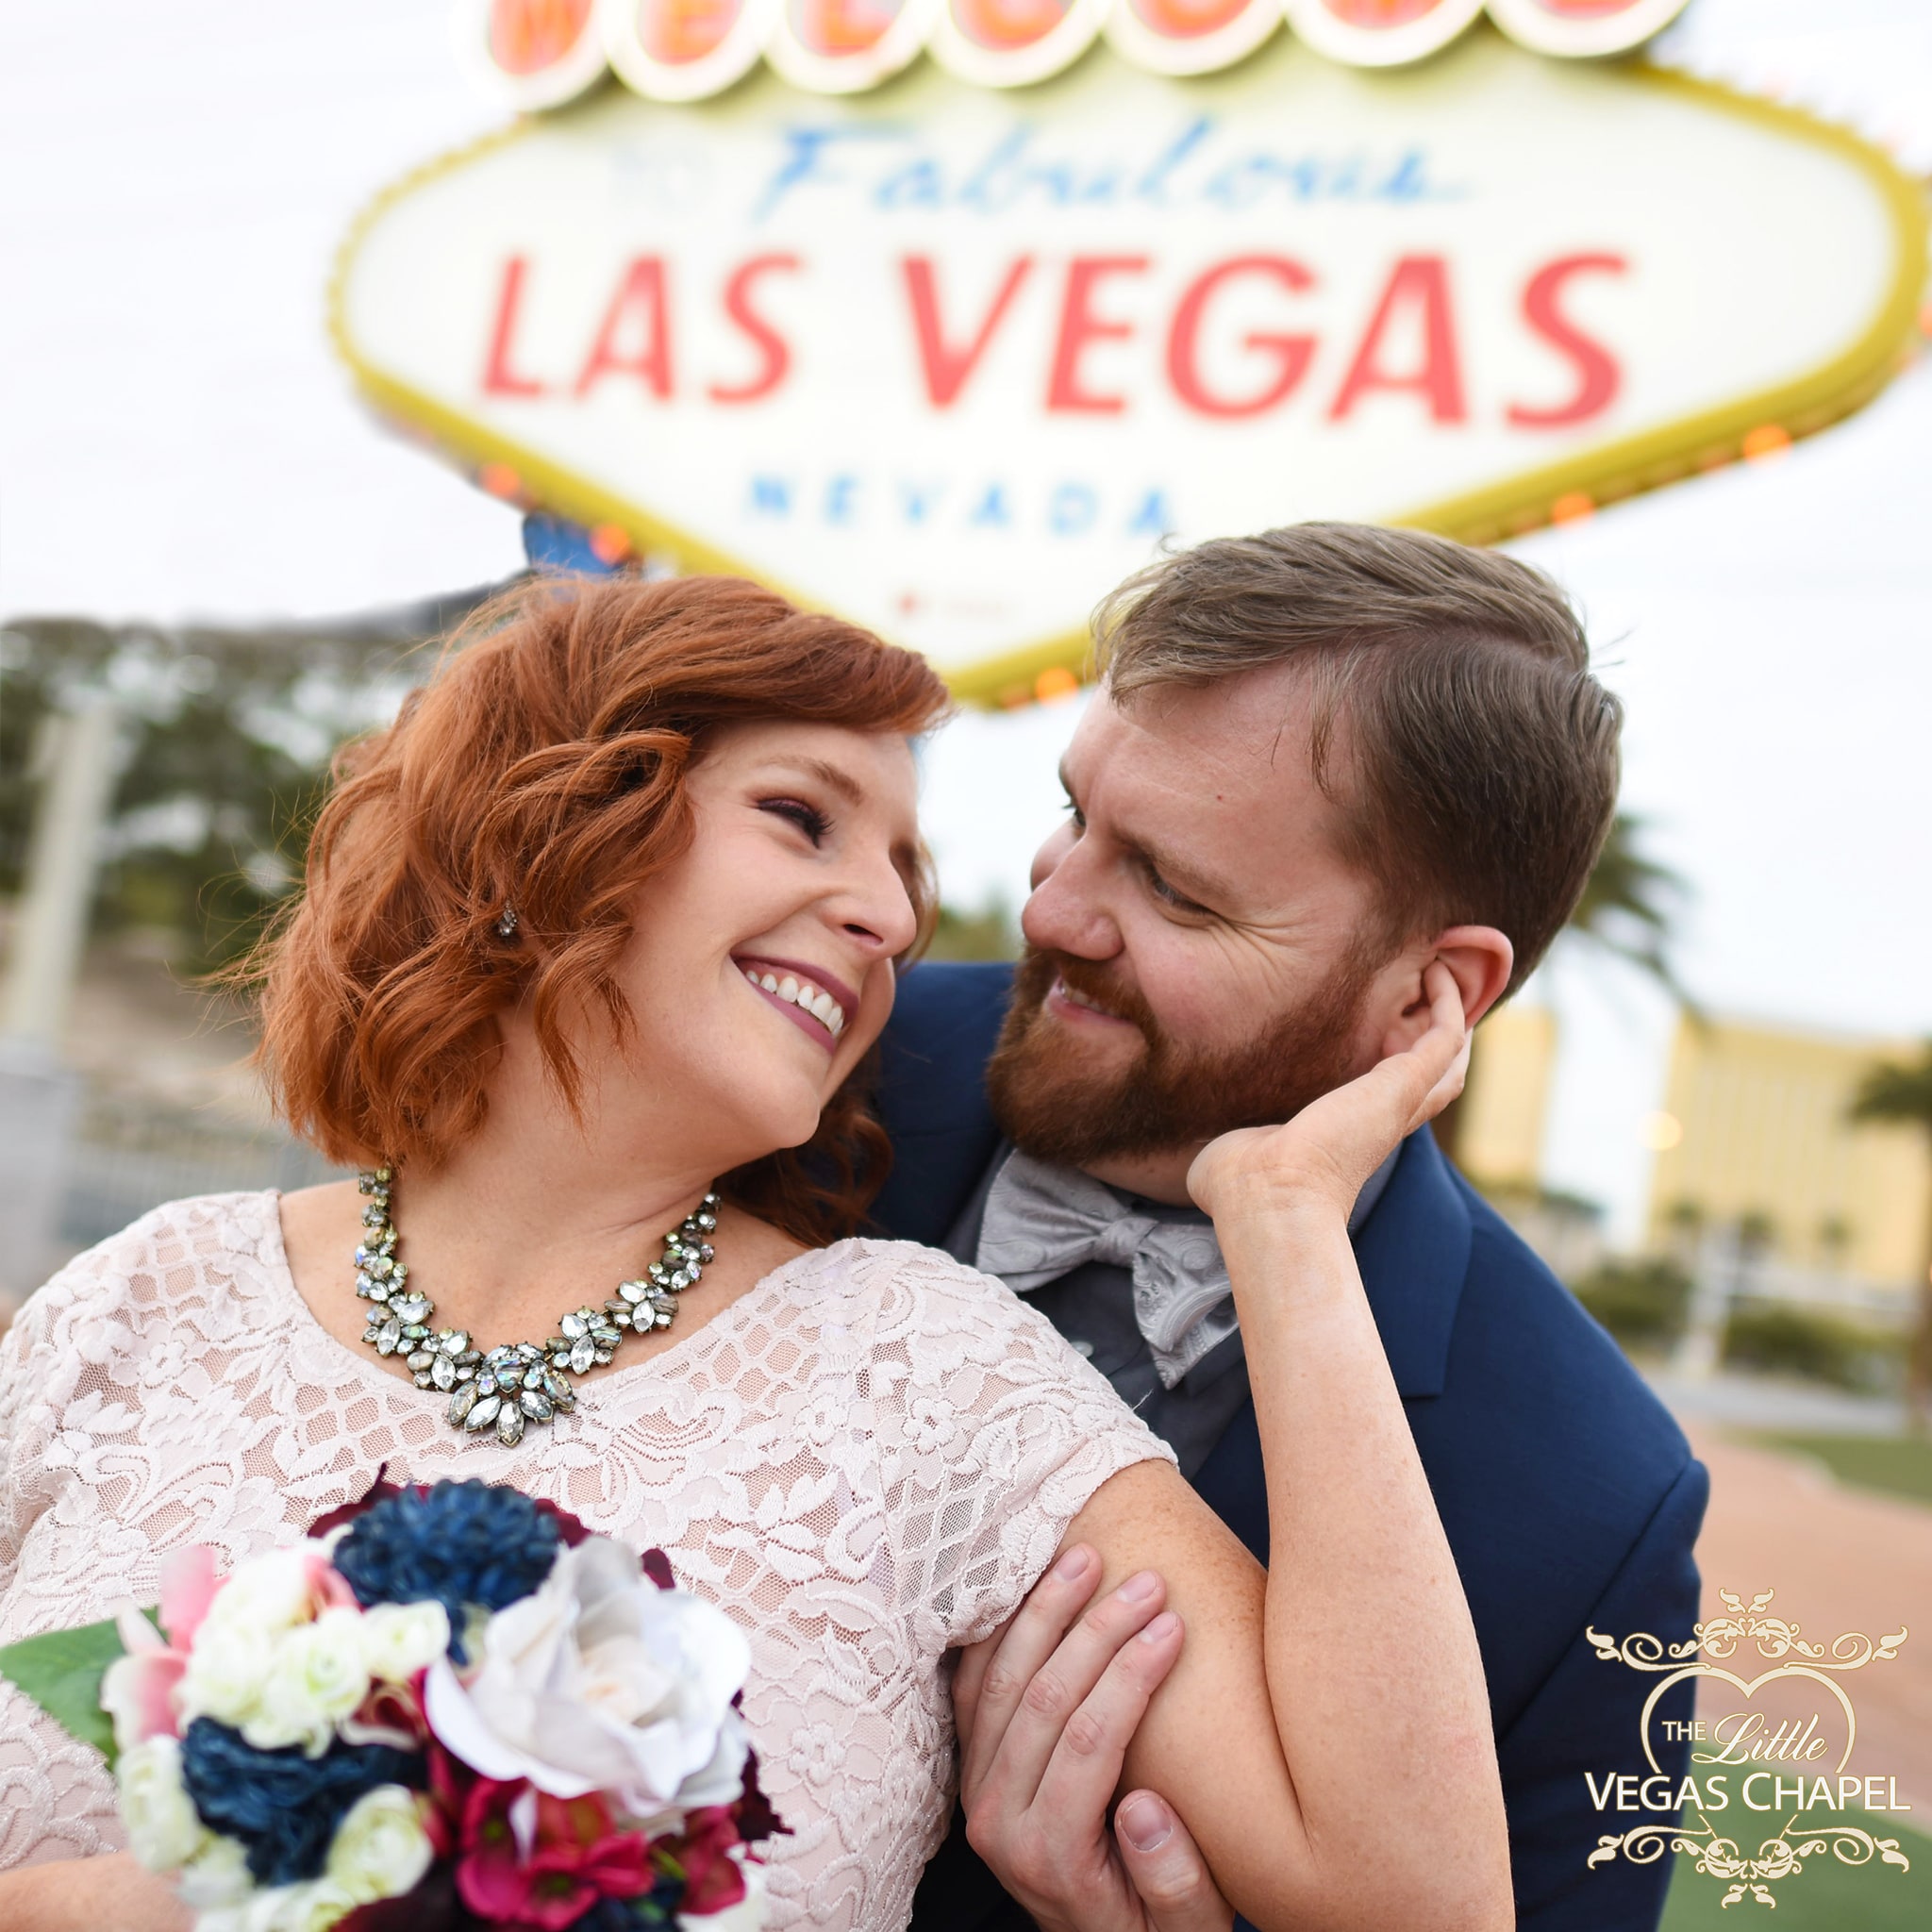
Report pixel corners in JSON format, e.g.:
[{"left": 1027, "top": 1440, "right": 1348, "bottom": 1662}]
[
  {"left": 1500, "top": 1456, "right": 1708, "bottom": 1932},
  {"left": 870, "top": 962, "right": 1012, "bottom": 1247}
]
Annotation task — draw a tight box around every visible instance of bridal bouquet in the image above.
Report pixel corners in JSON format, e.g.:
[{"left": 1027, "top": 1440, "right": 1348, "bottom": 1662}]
[{"left": 0, "top": 1477, "right": 782, "bottom": 1932}]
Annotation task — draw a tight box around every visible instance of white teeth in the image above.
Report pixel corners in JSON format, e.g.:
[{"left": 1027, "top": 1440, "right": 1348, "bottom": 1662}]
[
  {"left": 741, "top": 964, "right": 847, "bottom": 1037},
  {"left": 1058, "top": 977, "right": 1108, "bottom": 1015}
]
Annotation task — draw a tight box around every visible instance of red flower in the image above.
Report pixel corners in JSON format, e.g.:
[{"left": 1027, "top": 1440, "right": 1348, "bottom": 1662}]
[
  {"left": 670, "top": 1807, "right": 749, "bottom": 1917},
  {"left": 433, "top": 1752, "right": 654, "bottom": 1930}
]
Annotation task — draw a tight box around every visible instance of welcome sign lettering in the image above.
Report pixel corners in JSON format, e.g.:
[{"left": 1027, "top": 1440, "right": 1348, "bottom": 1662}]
[{"left": 334, "top": 28, "right": 1923, "bottom": 695}]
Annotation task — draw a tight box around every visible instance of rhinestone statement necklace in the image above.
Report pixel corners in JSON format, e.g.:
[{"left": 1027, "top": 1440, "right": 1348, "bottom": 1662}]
[{"left": 352, "top": 1168, "right": 720, "bottom": 1448}]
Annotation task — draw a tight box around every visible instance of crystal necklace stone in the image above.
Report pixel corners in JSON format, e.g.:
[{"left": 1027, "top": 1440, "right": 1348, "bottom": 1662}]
[{"left": 353, "top": 1167, "right": 721, "bottom": 1443}]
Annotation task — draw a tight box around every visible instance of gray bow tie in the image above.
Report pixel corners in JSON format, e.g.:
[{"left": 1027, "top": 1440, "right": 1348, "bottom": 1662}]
[{"left": 974, "top": 1151, "right": 1235, "bottom": 1390}]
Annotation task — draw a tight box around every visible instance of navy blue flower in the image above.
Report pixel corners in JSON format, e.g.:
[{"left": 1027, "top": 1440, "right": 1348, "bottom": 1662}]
[
  {"left": 332, "top": 1479, "right": 560, "bottom": 1660},
  {"left": 178, "top": 1717, "right": 424, "bottom": 1887}
]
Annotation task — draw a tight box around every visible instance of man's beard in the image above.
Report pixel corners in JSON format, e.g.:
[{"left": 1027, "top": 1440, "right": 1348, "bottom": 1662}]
[{"left": 985, "top": 943, "right": 1381, "bottom": 1171}]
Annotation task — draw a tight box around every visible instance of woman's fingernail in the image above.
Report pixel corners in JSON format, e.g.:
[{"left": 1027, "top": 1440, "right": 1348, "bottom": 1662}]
[
  {"left": 1137, "top": 1611, "right": 1181, "bottom": 1644},
  {"left": 1117, "top": 1570, "right": 1160, "bottom": 1604},
  {"left": 1052, "top": 1547, "right": 1091, "bottom": 1582},
  {"left": 1117, "top": 1793, "right": 1174, "bottom": 1853}
]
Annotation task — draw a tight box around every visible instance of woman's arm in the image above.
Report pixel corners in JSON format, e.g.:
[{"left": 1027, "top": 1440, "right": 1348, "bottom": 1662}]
[
  {"left": 0, "top": 1854, "right": 189, "bottom": 1932},
  {"left": 959, "top": 966, "right": 1510, "bottom": 1932}
]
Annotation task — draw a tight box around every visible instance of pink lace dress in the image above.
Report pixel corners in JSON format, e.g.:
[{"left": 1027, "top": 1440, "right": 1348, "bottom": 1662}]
[{"left": 0, "top": 1191, "right": 1172, "bottom": 1930}]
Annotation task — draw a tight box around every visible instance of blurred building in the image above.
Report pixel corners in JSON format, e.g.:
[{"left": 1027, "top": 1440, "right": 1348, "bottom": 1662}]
[
  {"left": 1643, "top": 1015, "right": 1928, "bottom": 1323},
  {"left": 1455, "top": 1003, "right": 1607, "bottom": 1281},
  {"left": 1458, "top": 1003, "right": 1557, "bottom": 1188}
]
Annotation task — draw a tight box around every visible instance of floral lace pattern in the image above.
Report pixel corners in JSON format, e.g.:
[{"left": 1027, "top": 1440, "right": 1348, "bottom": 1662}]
[{"left": 0, "top": 1192, "right": 1171, "bottom": 1929}]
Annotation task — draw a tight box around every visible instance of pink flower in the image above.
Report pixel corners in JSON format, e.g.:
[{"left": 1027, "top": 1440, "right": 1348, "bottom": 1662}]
[
  {"left": 99, "top": 1545, "right": 224, "bottom": 1749},
  {"left": 158, "top": 1545, "right": 224, "bottom": 1647},
  {"left": 299, "top": 1544, "right": 362, "bottom": 1617}
]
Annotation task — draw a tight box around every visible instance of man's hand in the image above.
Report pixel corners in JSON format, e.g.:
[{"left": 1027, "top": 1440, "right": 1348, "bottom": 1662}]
[{"left": 954, "top": 1544, "right": 1234, "bottom": 1932}]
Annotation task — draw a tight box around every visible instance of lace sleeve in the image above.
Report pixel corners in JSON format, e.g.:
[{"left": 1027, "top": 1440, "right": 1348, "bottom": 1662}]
[
  {"left": 0, "top": 1278, "right": 53, "bottom": 1597},
  {"left": 860, "top": 1242, "right": 1176, "bottom": 1656},
  {"left": 0, "top": 1242, "right": 131, "bottom": 1866}
]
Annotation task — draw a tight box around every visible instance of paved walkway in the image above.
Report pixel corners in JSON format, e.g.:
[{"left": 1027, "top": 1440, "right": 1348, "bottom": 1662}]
[
  {"left": 1681, "top": 1419, "right": 1932, "bottom": 1820},
  {"left": 1648, "top": 1367, "right": 1906, "bottom": 1438}
]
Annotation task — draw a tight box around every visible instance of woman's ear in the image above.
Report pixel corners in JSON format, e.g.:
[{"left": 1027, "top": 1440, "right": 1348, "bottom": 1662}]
[{"left": 1375, "top": 925, "right": 1514, "bottom": 1058}]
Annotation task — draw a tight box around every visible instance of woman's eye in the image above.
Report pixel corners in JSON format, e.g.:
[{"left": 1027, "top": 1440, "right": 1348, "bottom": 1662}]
[{"left": 760, "top": 798, "right": 831, "bottom": 845}]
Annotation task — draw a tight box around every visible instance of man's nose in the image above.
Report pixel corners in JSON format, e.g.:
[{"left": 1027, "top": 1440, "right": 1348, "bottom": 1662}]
[{"left": 1022, "top": 824, "right": 1121, "bottom": 961}]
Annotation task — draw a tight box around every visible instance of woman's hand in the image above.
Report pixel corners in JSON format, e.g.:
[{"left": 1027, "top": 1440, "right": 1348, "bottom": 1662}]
[
  {"left": 1187, "top": 961, "right": 1470, "bottom": 1224},
  {"left": 0, "top": 1852, "right": 190, "bottom": 1932}
]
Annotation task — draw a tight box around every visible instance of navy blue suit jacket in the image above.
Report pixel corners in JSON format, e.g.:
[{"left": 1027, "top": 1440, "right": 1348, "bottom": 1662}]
[{"left": 875, "top": 963, "right": 1706, "bottom": 1932}]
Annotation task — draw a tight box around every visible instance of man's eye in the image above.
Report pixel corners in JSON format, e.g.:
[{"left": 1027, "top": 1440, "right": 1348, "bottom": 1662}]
[
  {"left": 1064, "top": 801, "right": 1086, "bottom": 833},
  {"left": 761, "top": 798, "right": 830, "bottom": 845},
  {"left": 1145, "top": 868, "right": 1204, "bottom": 915}
]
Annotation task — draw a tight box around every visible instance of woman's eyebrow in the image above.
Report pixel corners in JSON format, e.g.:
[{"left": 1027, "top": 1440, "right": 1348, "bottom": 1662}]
[{"left": 765, "top": 756, "right": 866, "bottom": 807}]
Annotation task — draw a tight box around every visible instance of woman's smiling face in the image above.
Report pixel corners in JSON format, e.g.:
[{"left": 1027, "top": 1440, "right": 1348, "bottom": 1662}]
[{"left": 604, "top": 719, "right": 924, "bottom": 1168}]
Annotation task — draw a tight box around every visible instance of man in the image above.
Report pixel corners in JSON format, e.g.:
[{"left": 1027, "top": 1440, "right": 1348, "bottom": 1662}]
[{"left": 873, "top": 525, "right": 1706, "bottom": 1932}]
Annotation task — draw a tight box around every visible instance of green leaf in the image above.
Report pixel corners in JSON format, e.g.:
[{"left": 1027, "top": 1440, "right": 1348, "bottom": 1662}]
[{"left": 0, "top": 1615, "right": 143, "bottom": 1770}]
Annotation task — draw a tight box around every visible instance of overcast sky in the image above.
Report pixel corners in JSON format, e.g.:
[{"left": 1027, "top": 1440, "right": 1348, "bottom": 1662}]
[{"left": 4, "top": 0, "right": 1928, "bottom": 1240}]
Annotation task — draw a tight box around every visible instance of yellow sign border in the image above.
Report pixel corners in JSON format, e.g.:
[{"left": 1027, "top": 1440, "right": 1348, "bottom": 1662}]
[{"left": 329, "top": 57, "right": 1928, "bottom": 708}]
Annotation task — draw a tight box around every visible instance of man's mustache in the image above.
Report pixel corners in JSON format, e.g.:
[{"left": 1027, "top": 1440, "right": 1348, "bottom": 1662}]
[{"left": 1022, "top": 948, "right": 1157, "bottom": 1041}]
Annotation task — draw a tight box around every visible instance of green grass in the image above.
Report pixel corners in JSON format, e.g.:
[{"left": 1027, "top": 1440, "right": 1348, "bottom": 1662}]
[
  {"left": 1660, "top": 1808, "right": 1930, "bottom": 1930},
  {"left": 1755, "top": 1433, "right": 1932, "bottom": 1507}
]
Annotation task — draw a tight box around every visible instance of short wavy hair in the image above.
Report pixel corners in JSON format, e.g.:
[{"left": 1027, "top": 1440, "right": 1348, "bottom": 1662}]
[
  {"left": 1095, "top": 523, "right": 1620, "bottom": 997},
  {"left": 248, "top": 575, "right": 952, "bottom": 1244}
]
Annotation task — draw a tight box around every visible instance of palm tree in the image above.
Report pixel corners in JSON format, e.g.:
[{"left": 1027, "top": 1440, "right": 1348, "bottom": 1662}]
[
  {"left": 1563, "top": 812, "right": 1693, "bottom": 1007},
  {"left": 1849, "top": 1045, "right": 1932, "bottom": 1436}
]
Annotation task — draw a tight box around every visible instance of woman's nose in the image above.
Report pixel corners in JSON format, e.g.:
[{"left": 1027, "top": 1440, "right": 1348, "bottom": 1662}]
[{"left": 835, "top": 856, "right": 920, "bottom": 958}]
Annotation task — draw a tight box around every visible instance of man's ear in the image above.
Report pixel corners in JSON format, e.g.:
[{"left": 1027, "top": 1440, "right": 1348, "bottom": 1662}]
[{"left": 1376, "top": 925, "right": 1514, "bottom": 1058}]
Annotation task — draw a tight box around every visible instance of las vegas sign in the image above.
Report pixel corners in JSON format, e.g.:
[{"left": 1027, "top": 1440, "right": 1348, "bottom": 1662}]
[{"left": 332, "top": 2, "right": 1924, "bottom": 701}]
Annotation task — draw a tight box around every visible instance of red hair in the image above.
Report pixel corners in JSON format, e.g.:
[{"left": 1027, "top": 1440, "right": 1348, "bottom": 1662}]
[{"left": 248, "top": 575, "right": 952, "bottom": 1243}]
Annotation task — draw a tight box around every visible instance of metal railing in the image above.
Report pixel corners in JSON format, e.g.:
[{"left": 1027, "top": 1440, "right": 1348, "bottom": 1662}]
[{"left": 56, "top": 1099, "right": 343, "bottom": 1252}]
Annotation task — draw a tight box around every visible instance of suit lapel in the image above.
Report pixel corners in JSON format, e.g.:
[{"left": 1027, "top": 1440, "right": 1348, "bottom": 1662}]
[{"left": 1194, "top": 1125, "right": 1473, "bottom": 1563}]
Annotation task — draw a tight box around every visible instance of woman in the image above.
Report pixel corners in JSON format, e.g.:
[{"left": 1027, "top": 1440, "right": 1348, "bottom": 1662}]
[{"left": 0, "top": 577, "right": 1508, "bottom": 1931}]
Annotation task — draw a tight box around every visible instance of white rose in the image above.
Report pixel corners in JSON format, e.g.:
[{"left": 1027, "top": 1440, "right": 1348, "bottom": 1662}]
[
  {"left": 424, "top": 1535, "right": 751, "bottom": 1818},
  {"left": 199, "top": 1547, "right": 322, "bottom": 1641},
  {"left": 179, "top": 1622, "right": 276, "bottom": 1728},
  {"left": 325, "top": 1784, "right": 433, "bottom": 1907},
  {"left": 242, "top": 1608, "right": 372, "bottom": 1757},
  {"left": 177, "top": 1832, "right": 254, "bottom": 1909},
  {"left": 193, "top": 1909, "right": 252, "bottom": 1932},
  {"left": 359, "top": 1600, "right": 450, "bottom": 1684},
  {"left": 248, "top": 1877, "right": 359, "bottom": 1932},
  {"left": 680, "top": 1852, "right": 767, "bottom": 1932},
  {"left": 115, "top": 1736, "right": 208, "bottom": 1872}
]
